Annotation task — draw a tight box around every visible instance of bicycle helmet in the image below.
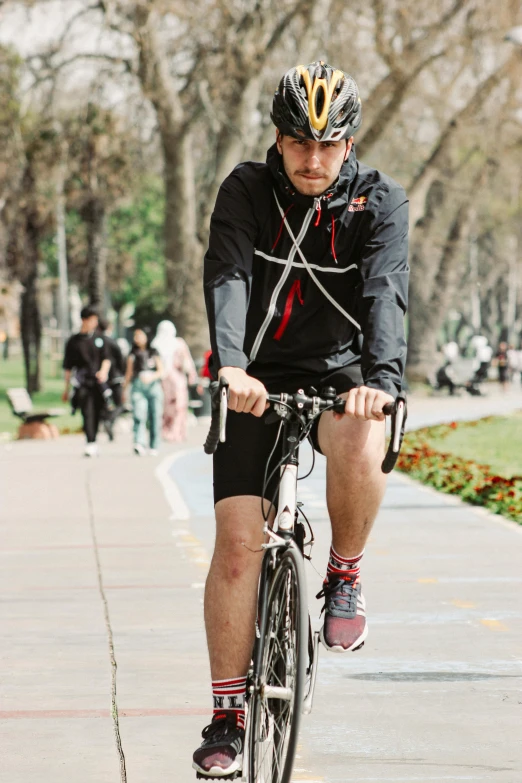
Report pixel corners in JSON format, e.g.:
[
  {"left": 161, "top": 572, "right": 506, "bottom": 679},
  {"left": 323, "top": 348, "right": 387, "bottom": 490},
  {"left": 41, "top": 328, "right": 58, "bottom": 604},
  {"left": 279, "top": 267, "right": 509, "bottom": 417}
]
[{"left": 271, "top": 61, "right": 362, "bottom": 142}]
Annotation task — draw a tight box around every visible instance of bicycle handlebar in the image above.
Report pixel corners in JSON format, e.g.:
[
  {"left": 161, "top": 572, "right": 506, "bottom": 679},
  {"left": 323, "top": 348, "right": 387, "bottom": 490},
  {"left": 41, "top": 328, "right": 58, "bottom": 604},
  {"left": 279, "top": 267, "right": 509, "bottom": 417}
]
[
  {"left": 204, "top": 378, "right": 407, "bottom": 473},
  {"left": 203, "top": 377, "right": 229, "bottom": 455}
]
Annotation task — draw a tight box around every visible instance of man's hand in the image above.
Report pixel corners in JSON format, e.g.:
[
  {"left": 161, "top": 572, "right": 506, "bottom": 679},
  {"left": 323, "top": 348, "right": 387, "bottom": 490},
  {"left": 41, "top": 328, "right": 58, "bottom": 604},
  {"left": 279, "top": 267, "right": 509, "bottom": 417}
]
[
  {"left": 96, "top": 369, "right": 109, "bottom": 384},
  {"left": 218, "top": 367, "right": 267, "bottom": 417},
  {"left": 62, "top": 389, "right": 69, "bottom": 403},
  {"left": 334, "top": 385, "right": 394, "bottom": 422}
]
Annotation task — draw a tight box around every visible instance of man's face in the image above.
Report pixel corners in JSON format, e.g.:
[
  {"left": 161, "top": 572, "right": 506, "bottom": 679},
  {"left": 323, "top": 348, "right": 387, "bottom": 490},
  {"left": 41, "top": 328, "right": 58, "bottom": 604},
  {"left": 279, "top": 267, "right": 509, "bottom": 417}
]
[
  {"left": 276, "top": 132, "right": 353, "bottom": 197},
  {"left": 83, "top": 315, "right": 98, "bottom": 332}
]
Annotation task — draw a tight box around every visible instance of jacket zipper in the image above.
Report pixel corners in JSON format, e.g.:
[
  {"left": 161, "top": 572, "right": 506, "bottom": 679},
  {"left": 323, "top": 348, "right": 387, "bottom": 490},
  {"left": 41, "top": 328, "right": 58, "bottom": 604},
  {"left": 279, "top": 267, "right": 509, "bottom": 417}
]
[
  {"left": 249, "top": 206, "right": 315, "bottom": 361},
  {"left": 314, "top": 197, "right": 322, "bottom": 227},
  {"left": 273, "top": 279, "right": 304, "bottom": 341}
]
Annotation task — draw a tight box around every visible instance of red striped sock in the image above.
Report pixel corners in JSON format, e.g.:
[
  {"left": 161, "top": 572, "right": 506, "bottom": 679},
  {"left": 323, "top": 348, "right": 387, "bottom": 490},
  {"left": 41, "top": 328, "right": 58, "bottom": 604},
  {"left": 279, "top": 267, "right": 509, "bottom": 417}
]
[
  {"left": 326, "top": 546, "right": 364, "bottom": 583},
  {"left": 212, "top": 676, "right": 247, "bottom": 730}
]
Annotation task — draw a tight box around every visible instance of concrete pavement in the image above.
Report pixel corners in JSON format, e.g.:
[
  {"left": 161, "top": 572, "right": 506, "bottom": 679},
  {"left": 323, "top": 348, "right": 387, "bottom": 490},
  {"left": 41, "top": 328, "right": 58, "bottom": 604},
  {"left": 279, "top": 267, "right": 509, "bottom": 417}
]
[{"left": 1, "top": 392, "right": 521, "bottom": 782}]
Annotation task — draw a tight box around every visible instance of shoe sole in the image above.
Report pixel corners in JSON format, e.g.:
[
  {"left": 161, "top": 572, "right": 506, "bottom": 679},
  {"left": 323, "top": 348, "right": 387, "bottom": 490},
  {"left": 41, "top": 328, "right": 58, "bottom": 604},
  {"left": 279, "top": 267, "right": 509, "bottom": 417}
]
[
  {"left": 192, "top": 759, "right": 242, "bottom": 779},
  {"left": 319, "top": 622, "right": 369, "bottom": 653}
]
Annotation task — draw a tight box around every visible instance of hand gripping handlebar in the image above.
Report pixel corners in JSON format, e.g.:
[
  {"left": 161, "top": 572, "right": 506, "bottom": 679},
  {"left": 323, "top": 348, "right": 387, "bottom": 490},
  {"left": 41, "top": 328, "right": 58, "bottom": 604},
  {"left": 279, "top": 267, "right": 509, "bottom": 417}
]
[{"left": 204, "top": 378, "right": 407, "bottom": 473}]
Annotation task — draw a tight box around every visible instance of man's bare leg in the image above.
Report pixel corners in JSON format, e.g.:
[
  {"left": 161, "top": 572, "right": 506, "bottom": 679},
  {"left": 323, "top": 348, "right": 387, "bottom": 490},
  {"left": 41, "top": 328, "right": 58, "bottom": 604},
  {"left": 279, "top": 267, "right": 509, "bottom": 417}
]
[
  {"left": 204, "top": 495, "right": 270, "bottom": 679},
  {"left": 318, "top": 407, "right": 386, "bottom": 555},
  {"left": 316, "top": 402, "right": 386, "bottom": 651}
]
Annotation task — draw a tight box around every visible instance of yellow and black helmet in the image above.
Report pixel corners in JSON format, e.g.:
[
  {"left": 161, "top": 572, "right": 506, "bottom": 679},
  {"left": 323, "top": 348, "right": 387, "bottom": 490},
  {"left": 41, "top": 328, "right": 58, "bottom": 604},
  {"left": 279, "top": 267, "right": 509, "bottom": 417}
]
[{"left": 271, "top": 61, "right": 362, "bottom": 142}]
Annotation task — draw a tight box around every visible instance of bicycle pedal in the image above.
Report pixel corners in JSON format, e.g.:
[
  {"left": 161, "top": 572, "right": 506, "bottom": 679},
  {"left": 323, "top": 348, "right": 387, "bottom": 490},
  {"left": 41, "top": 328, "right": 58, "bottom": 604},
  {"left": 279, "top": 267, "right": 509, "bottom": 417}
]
[{"left": 195, "top": 773, "right": 242, "bottom": 780}]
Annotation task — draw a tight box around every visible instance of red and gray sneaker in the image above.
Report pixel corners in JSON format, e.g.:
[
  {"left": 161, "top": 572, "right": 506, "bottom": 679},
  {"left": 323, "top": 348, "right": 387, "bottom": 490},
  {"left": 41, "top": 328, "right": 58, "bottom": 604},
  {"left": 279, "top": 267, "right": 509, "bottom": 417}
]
[
  {"left": 192, "top": 711, "right": 244, "bottom": 779},
  {"left": 317, "top": 573, "right": 367, "bottom": 652}
]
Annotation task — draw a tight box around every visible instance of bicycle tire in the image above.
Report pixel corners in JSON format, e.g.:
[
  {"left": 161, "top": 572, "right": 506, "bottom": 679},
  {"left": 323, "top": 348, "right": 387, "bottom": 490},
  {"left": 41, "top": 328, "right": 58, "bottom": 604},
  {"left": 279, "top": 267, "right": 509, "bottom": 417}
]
[{"left": 246, "top": 544, "right": 308, "bottom": 783}]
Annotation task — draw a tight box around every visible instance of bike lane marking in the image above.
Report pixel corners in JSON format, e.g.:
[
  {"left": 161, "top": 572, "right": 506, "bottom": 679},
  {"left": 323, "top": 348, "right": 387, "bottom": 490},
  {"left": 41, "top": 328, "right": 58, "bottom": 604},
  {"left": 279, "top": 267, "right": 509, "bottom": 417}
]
[{"left": 155, "top": 450, "right": 211, "bottom": 572}]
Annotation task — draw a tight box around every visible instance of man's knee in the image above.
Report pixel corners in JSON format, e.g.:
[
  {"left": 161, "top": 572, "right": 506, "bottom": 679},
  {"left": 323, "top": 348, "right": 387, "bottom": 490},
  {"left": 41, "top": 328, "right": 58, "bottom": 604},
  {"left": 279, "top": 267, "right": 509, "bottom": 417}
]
[
  {"left": 321, "top": 416, "right": 385, "bottom": 466},
  {"left": 213, "top": 496, "right": 265, "bottom": 581}
]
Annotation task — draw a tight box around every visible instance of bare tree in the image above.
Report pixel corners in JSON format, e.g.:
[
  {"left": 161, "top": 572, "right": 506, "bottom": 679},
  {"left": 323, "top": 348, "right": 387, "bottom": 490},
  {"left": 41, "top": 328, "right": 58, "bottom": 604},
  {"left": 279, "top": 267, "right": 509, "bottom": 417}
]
[{"left": 4, "top": 0, "right": 522, "bottom": 373}]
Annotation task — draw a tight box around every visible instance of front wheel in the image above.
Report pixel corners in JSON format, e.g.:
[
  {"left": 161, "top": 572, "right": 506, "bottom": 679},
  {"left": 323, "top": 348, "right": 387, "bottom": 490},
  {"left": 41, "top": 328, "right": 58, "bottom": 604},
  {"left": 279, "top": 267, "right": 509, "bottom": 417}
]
[{"left": 247, "top": 544, "right": 308, "bottom": 783}]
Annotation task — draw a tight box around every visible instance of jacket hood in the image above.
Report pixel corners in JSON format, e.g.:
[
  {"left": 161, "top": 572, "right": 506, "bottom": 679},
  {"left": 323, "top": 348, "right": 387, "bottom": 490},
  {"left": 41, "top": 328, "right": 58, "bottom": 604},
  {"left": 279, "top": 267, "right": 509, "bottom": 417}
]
[{"left": 266, "top": 142, "right": 358, "bottom": 211}]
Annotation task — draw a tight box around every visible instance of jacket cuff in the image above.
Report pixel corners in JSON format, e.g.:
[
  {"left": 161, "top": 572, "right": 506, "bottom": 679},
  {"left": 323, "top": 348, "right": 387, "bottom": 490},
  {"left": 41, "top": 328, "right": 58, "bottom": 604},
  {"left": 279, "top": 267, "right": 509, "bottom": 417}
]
[
  {"left": 364, "top": 378, "right": 400, "bottom": 397},
  {"left": 215, "top": 349, "right": 249, "bottom": 372}
]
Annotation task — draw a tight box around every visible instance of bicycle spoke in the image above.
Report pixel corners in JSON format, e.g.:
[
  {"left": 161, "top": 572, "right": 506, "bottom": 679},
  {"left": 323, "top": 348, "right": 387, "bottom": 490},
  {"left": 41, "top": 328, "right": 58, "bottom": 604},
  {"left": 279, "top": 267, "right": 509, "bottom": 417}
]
[{"left": 249, "top": 550, "right": 306, "bottom": 783}]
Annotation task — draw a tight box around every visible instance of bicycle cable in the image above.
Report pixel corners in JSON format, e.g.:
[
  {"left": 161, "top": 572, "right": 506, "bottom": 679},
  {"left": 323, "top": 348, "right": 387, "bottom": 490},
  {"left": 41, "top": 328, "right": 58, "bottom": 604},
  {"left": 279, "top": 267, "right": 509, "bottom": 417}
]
[{"left": 260, "top": 400, "right": 338, "bottom": 522}]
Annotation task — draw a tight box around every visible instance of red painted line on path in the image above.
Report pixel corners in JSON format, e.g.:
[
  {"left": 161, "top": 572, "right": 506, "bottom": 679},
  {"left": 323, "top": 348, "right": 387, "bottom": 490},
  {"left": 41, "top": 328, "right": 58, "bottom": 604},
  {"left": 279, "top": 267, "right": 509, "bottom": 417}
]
[
  {"left": 0, "top": 543, "right": 163, "bottom": 553},
  {"left": 2, "top": 583, "right": 195, "bottom": 592},
  {"left": 0, "top": 707, "right": 208, "bottom": 719}
]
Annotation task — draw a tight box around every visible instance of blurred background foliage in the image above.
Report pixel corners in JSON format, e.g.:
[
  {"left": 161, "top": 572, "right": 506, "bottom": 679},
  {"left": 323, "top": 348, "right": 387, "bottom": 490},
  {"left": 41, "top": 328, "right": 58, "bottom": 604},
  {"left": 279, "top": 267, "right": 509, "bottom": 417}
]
[{"left": 0, "top": 0, "right": 521, "bottom": 393}]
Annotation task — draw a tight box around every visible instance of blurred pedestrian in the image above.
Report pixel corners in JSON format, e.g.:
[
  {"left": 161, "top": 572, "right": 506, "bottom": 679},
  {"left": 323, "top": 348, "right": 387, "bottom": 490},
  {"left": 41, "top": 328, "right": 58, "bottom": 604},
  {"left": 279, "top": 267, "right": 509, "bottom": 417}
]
[
  {"left": 507, "top": 346, "right": 522, "bottom": 386},
  {"left": 62, "top": 305, "right": 111, "bottom": 457},
  {"left": 97, "top": 317, "right": 126, "bottom": 440},
  {"left": 124, "top": 328, "right": 164, "bottom": 456},
  {"left": 495, "top": 341, "right": 510, "bottom": 392},
  {"left": 151, "top": 320, "right": 197, "bottom": 442},
  {"left": 470, "top": 335, "right": 492, "bottom": 385}
]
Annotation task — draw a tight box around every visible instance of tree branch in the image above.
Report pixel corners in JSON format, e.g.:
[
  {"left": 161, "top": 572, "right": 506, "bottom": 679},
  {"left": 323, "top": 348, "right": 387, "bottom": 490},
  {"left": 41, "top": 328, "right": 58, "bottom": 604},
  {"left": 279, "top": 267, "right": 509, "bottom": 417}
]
[{"left": 409, "top": 51, "right": 520, "bottom": 200}]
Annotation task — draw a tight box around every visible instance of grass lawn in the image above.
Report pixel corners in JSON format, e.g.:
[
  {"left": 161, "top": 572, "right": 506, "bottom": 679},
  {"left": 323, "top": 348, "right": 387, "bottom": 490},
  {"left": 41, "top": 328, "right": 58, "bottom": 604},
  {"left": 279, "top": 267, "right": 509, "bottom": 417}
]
[
  {"left": 0, "top": 355, "right": 82, "bottom": 438},
  {"left": 423, "top": 414, "right": 522, "bottom": 478}
]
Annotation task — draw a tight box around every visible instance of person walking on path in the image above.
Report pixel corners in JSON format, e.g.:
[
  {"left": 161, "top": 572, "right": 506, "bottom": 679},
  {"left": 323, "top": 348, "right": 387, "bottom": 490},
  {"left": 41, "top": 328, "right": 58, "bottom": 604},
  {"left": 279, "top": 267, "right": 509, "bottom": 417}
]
[
  {"left": 62, "top": 305, "right": 111, "bottom": 457},
  {"left": 124, "top": 328, "right": 164, "bottom": 456},
  {"left": 151, "top": 320, "right": 198, "bottom": 443},
  {"left": 495, "top": 341, "right": 510, "bottom": 392},
  {"left": 97, "top": 317, "right": 126, "bottom": 441}
]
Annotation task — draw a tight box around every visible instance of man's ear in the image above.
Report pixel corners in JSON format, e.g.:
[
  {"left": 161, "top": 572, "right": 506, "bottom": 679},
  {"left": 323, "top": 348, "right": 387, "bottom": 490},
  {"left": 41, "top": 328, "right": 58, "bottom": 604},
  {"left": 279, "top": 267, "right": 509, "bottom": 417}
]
[
  {"left": 344, "top": 137, "right": 354, "bottom": 160},
  {"left": 276, "top": 130, "right": 283, "bottom": 155}
]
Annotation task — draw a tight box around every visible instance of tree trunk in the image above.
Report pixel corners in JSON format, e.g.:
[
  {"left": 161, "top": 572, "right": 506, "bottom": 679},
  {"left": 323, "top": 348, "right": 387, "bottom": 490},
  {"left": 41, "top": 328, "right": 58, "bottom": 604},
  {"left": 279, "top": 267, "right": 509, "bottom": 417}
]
[
  {"left": 407, "top": 200, "right": 473, "bottom": 381},
  {"left": 82, "top": 196, "right": 107, "bottom": 314},
  {"left": 20, "top": 165, "right": 41, "bottom": 394},
  {"left": 162, "top": 130, "right": 206, "bottom": 354},
  {"left": 20, "top": 268, "right": 41, "bottom": 395}
]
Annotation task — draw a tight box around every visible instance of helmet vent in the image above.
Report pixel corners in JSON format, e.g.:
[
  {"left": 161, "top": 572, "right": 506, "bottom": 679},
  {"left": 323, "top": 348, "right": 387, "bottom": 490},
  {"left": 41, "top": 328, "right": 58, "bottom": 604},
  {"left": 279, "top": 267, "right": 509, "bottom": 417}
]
[{"left": 315, "top": 85, "right": 326, "bottom": 117}]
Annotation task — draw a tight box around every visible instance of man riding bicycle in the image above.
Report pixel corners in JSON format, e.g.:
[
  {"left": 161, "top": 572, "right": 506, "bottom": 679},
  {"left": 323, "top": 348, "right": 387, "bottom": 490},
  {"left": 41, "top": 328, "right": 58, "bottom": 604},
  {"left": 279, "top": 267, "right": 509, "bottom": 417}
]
[{"left": 193, "top": 61, "right": 409, "bottom": 779}]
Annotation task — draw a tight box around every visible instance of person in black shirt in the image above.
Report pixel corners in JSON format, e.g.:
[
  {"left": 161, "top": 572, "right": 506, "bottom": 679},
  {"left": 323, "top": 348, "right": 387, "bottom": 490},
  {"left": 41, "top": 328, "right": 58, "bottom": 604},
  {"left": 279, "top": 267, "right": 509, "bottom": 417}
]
[
  {"left": 97, "top": 317, "right": 126, "bottom": 440},
  {"left": 123, "top": 328, "right": 164, "bottom": 456},
  {"left": 63, "top": 305, "right": 111, "bottom": 456}
]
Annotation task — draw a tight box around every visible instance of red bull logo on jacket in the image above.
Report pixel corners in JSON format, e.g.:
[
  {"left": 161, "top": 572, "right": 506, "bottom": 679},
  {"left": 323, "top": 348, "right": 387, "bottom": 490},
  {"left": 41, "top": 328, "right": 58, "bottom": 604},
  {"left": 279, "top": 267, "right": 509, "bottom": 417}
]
[{"left": 348, "top": 195, "right": 368, "bottom": 212}]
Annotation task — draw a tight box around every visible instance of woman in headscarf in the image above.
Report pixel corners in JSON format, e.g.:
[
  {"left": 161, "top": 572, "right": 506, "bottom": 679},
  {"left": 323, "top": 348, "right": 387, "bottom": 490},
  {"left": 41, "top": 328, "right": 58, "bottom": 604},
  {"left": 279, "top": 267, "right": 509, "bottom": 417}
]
[{"left": 151, "top": 320, "right": 198, "bottom": 442}]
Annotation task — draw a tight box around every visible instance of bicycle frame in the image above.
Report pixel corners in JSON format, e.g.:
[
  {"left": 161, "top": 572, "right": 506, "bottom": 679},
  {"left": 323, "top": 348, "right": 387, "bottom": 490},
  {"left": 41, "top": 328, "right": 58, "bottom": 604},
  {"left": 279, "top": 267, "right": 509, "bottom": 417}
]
[
  {"left": 203, "top": 379, "right": 408, "bottom": 780},
  {"left": 260, "top": 412, "right": 321, "bottom": 716},
  {"left": 273, "top": 417, "right": 300, "bottom": 535}
]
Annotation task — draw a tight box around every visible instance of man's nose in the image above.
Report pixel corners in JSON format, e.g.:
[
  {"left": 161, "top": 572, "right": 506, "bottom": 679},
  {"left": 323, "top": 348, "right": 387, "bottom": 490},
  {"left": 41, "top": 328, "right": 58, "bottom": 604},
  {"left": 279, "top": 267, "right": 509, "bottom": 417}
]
[{"left": 305, "top": 152, "right": 321, "bottom": 169}]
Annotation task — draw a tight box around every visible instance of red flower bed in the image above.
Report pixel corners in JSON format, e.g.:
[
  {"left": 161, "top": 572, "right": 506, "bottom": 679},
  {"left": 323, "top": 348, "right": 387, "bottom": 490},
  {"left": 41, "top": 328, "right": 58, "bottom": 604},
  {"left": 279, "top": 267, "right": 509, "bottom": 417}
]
[{"left": 396, "top": 421, "right": 522, "bottom": 523}]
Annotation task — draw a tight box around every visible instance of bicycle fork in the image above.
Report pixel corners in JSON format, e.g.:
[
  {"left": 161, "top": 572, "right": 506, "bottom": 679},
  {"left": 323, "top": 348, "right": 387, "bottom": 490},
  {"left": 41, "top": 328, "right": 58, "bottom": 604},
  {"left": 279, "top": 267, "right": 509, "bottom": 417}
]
[{"left": 273, "top": 417, "right": 321, "bottom": 716}]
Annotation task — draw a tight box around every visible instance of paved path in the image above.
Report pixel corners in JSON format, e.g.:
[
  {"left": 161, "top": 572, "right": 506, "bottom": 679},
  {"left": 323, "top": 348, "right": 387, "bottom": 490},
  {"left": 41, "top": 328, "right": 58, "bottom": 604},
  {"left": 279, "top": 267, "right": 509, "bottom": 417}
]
[{"left": 1, "top": 392, "right": 521, "bottom": 782}]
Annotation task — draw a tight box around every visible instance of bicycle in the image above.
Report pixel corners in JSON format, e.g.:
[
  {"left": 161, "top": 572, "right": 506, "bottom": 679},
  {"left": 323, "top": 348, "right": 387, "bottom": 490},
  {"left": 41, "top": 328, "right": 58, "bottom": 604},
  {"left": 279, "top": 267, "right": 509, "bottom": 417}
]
[{"left": 203, "top": 378, "right": 407, "bottom": 783}]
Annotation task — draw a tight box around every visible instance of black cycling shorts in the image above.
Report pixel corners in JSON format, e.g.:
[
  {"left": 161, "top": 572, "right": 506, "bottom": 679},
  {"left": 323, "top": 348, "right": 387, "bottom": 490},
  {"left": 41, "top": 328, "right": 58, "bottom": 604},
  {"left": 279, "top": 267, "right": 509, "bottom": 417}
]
[{"left": 213, "top": 365, "right": 363, "bottom": 505}]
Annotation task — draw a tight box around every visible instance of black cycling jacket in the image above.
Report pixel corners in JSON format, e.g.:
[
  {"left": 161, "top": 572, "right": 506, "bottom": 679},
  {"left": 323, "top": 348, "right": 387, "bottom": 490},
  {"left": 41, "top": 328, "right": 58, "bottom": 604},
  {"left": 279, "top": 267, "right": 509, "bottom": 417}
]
[{"left": 204, "top": 143, "right": 409, "bottom": 396}]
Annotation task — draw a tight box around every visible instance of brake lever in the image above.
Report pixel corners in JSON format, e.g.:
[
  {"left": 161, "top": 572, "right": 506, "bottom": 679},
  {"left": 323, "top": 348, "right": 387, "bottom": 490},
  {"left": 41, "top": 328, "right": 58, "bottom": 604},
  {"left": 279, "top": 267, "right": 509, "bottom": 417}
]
[{"left": 381, "top": 392, "right": 407, "bottom": 474}]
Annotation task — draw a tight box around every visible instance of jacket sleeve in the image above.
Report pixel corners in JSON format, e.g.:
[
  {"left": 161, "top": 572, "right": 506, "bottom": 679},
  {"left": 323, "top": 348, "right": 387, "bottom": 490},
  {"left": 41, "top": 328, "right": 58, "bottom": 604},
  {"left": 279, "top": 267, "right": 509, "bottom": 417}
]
[
  {"left": 204, "top": 168, "right": 258, "bottom": 374},
  {"left": 63, "top": 337, "right": 74, "bottom": 370},
  {"left": 358, "top": 187, "right": 409, "bottom": 396}
]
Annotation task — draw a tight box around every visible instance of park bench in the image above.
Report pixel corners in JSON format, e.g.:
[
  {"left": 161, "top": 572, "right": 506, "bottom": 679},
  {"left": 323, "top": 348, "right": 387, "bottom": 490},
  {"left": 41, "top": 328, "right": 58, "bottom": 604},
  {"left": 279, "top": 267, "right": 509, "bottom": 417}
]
[{"left": 6, "top": 387, "right": 64, "bottom": 439}]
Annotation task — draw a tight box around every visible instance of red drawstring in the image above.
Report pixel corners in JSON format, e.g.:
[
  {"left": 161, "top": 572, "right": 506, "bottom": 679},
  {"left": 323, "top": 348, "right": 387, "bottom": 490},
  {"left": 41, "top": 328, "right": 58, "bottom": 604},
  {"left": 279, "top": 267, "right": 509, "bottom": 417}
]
[
  {"left": 272, "top": 205, "right": 294, "bottom": 251},
  {"left": 331, "top": 215, "right": 337, "bottom": 262},
  {"left": 273, "top": 279, "right": 304, "bottom": 341},
  {"left": 272, "top": 200, "right": 336, "bottom": 261}
]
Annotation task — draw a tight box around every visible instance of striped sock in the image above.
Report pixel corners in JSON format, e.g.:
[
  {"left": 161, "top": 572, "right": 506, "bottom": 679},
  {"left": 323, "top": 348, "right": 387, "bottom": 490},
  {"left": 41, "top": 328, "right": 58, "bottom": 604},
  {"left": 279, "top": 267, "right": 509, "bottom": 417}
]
[
  {"left": 326, "top": 546, "right": 364, "bottom": 583},
  {"left": 212, "top": 676, "right": 247, "bottom": 730}
]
